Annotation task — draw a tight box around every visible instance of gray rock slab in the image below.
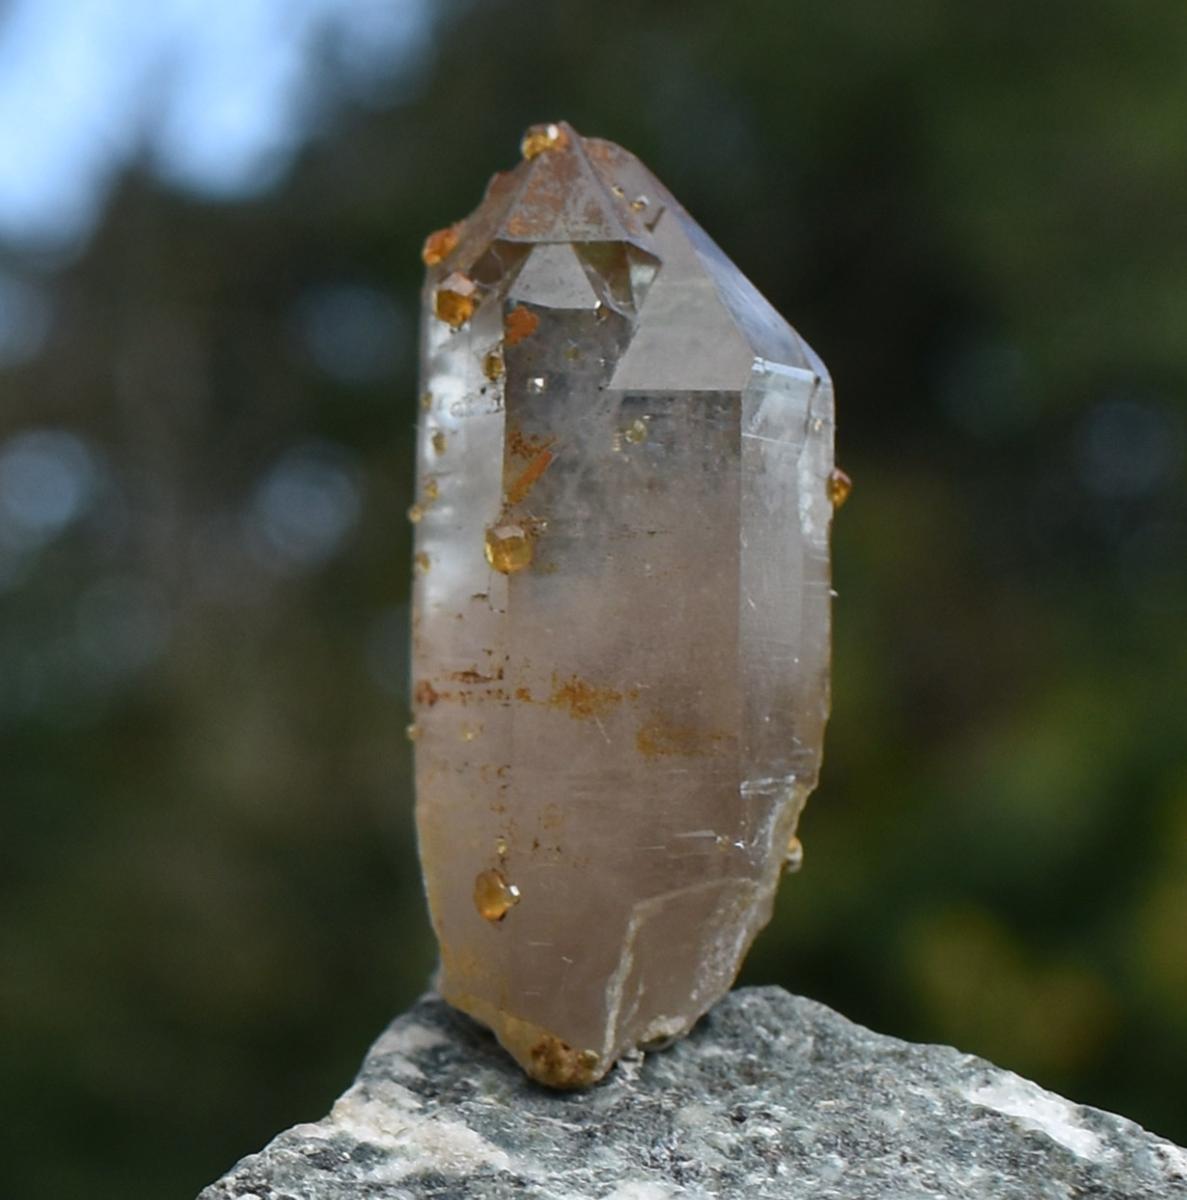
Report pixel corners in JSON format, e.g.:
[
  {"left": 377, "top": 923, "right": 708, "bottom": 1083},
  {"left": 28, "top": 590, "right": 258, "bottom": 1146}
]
[{"left": 199, "top": 986, "right": 1187, "bottom": 1199}]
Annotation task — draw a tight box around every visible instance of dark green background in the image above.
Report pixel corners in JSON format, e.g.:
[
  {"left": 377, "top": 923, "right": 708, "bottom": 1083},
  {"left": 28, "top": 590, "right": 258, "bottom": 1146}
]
[{"left": 2, "top": 1, "right": 1185, "bottom": 1195}]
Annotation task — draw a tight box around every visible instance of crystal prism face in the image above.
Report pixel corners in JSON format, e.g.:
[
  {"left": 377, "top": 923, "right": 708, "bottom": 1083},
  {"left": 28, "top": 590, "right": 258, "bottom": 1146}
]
[{"left": 412, "top": 122, "right": 835, "bottom": 1088}]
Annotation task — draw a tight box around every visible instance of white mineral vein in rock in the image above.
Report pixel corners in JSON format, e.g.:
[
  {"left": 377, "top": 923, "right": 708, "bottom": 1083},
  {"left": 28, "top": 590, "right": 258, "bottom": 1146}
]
[
  {"left": 965, "top": 1078, "right": 1112, "bottom": 1160},
  {"left": 411, "top": 122, "right": 835, "bottom": 1087}
]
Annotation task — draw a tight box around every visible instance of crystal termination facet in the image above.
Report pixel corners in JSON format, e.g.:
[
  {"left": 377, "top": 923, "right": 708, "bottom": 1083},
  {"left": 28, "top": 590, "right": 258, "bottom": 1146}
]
[{"left": 412, "top": 121, "right": 836, "bottom": 1088}]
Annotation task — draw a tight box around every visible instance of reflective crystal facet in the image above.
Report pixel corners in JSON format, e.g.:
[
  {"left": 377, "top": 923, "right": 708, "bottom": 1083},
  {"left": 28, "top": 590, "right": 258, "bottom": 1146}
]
[{"left": 412, "top": 123, "right": 835, "bottom": 1087}]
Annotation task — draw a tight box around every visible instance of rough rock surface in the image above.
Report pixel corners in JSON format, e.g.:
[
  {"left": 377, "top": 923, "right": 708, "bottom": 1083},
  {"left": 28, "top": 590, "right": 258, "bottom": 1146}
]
[{"left": 199, "top": 987, "right": 1187, "bottom": 1199}]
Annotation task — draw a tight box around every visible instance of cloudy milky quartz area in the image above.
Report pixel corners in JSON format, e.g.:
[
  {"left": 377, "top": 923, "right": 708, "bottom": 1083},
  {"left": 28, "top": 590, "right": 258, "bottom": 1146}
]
[{"left": 411, "top": 124, "right": 835, "bottom": 1088}]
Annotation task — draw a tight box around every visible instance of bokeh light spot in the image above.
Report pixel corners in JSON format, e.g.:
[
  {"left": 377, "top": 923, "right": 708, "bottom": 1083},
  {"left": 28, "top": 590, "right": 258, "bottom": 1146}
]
[
  {"left": 246, "top": 441, "right": 363, "bottom": 571},
  {"left": 1077, "top": 398, "right": 1181, "bottom": 499},
  {"left": 0, "top": 272, "right": 53, "bottom": 367},
  {"left": 75, "top": 575, "right": 172, "bottom": 681},
  {"left": 0, "top": 428, "right": 97, "bottom": 546},
  {"left": 293, "top": 283, "right": 405, "bottom": 386}
]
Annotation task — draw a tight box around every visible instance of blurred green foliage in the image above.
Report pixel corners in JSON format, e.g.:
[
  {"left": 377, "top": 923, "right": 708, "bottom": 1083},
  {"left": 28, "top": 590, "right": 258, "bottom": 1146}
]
[{"left": 1, "top": 1, "right": 1185, "bottom": 1195}]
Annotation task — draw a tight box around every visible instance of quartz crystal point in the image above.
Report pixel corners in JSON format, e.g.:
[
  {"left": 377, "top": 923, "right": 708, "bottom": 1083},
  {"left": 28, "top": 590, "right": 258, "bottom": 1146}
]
[{"left": 412, "top": 122, "right": 836, "bottom": 1088}]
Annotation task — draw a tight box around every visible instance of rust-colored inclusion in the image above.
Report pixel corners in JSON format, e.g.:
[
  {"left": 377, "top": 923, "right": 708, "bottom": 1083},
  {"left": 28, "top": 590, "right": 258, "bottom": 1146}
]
[
  {"left": 506, "top": 447, "right": 553, "bottom": 505},
  {"left": 504, "top": 304, "right": 540, "bottom": 346},
  {"left": 421, "top": 222, "right": 461, "bottom": 266},
  {"left": 548, "top": 674, "right": 625, "bottom": 720}
]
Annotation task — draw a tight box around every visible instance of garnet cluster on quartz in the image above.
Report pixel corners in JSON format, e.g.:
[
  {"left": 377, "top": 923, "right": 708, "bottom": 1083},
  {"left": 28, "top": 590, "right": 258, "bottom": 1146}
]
[{"left": 411, "top": 122, "right": 839, "bottom": 1088}]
